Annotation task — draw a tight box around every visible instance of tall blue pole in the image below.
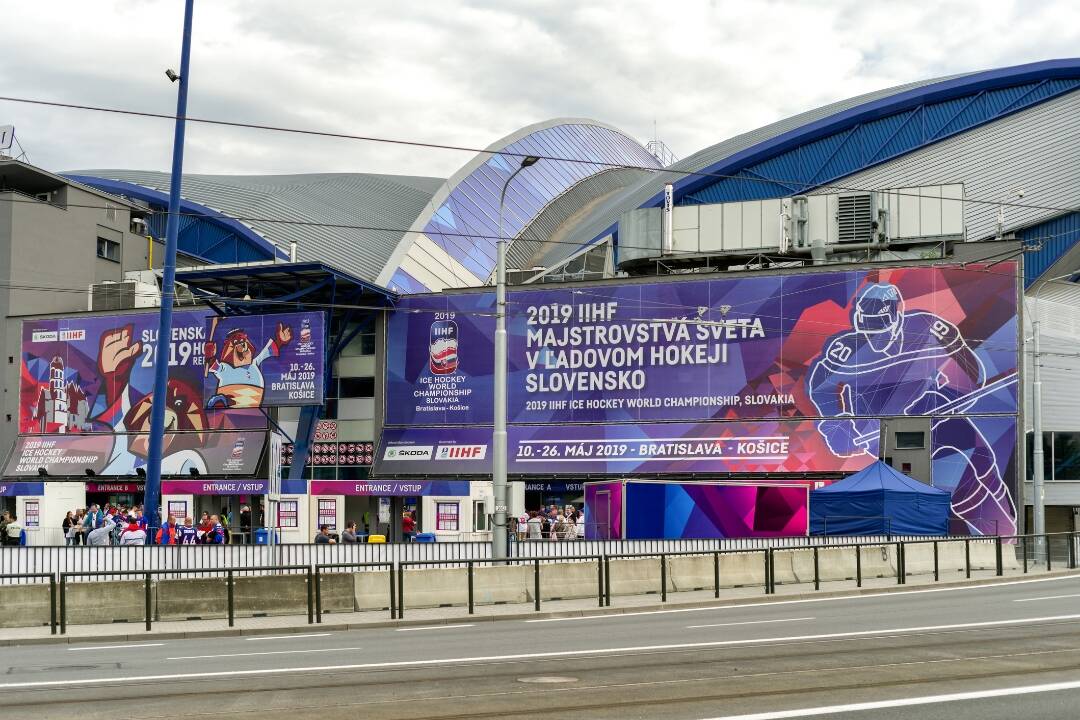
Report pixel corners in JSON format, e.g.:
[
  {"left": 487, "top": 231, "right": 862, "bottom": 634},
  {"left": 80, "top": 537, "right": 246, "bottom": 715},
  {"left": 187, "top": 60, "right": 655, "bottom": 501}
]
[{"left": 145, "top": 0, "right": 195, "bottom": 539}]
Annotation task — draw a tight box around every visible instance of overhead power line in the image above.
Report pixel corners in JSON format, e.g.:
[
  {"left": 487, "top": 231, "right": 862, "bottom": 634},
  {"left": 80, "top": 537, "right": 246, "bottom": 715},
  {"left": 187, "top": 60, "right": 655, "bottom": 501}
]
[
  {"left": 1, "top": 94, "right": 1078, "bottom": 215},
  {"left": 0, "top": 193, "right": 1071, "bottom": 263}
]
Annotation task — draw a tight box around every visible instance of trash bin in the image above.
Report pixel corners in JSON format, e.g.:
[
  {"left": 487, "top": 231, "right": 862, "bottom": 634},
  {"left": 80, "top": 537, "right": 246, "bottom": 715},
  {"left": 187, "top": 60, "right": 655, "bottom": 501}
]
[
  {"left": 414, "top": 533, "right": 436, "bottom": 543},
  {"left": 367, "top": 534, "right": 386, "bottom": 543},
  {"left": 18, "top": 529, "right": 27, "bottom": 546},
  {"left": 254, "top": 528, "right": 278, "bottom": 545}
]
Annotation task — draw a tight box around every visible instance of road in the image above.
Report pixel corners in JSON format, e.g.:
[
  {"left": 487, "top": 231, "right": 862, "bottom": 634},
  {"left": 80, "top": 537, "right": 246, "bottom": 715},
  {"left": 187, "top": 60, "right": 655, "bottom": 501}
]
[{"left": 4, "top": 574, "right": 1080, "bottom": 719}]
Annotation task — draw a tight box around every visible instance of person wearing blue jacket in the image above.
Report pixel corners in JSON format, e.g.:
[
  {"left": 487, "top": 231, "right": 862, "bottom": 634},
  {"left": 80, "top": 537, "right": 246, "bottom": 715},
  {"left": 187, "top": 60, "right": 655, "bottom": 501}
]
[
  {"left": 176, "top": 517, "right": 198, "bottom": 545},
  {"left": 208, "top": 515, "right": 226, "bottom": 544}
]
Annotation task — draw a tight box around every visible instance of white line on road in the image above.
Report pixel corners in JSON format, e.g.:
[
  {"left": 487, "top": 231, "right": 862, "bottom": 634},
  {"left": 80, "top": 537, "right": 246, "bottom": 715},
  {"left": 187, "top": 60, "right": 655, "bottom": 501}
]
[
  {"left": 1014, "top": 593, "right": 1080, "bottom": 603},
  {"left": 5, "top": 613, "right": 1080, "bottom": 690},
  {"left": 525, "top": 573, "right": 1080, "bottom": 623},
  {"left": 168, "top": 647, "right": 364, "bottom": 660},
  {"left": 243, "top": 633, "right": 332, "bottom": 641},
  {"left": 395, "top": 624, "right": 475, "bottom": 632},
  {"left": 698, "top": 679, "right": 1080, "bottom": 719},
  {"left": 686, "top": 617, "right": 814, "bottom": 629},
  {"left": 68, "top": 643, "right": 165, "bottom": 651}
]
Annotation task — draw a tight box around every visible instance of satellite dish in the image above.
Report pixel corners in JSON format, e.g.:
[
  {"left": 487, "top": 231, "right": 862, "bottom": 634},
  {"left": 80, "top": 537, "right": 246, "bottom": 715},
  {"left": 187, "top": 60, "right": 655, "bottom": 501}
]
[{"left": 0, "top": 126, "right": 13, "bottom": 152}]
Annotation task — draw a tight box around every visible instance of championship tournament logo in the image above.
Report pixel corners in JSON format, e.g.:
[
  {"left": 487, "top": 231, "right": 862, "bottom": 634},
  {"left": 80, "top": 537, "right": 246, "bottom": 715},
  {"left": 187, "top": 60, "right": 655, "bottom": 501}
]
[
  {"left": 231, "top": 436, "right": 246, "bottom": 459},
  {"left": 429, "top": 320, "right": 459, "bottom": 375}
]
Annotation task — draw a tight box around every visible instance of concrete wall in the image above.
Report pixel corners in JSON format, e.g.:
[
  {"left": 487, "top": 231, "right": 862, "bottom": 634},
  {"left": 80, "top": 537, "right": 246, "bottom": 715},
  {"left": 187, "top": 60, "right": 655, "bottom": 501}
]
[{"left": 0, "top": 583, "right": 52, "bottom": 628}]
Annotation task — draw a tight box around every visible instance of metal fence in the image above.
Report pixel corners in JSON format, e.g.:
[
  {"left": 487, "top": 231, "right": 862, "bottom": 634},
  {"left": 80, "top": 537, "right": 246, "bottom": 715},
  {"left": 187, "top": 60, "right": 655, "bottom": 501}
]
[
  {"left": 4, "top": 531, "right": 1078, "bottom": 635},
  {"left": 0, "top": 532, "right": 1023, "bottom": 582}
]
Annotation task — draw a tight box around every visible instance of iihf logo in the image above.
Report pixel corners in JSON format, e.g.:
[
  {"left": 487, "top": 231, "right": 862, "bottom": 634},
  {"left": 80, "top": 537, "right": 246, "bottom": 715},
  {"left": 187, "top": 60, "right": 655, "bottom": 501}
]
[
  {"left": 231, "top": 437, "right": 246, "bottom": 459},
  {"left": 429, "top": 320, "right": 458, "bottom": 375}
]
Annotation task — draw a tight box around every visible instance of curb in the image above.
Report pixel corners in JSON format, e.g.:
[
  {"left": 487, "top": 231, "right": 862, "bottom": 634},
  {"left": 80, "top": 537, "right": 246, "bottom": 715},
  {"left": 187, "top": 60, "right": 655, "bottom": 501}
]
[{"left": 5, "top": 569, "right": 1078, "bottom": 647}]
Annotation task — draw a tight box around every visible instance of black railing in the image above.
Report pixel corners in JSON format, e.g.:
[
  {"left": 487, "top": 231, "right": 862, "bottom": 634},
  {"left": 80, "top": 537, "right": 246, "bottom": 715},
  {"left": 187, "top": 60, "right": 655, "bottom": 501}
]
[
  {"left": 0, "top": 572, "right": 56, "bottom": 634},
  {"left": 57, "top": 564, "right": 312, "bottom": 634},
  {"left": 8, "top": 531, "right": 1076, "bottom": 634}
]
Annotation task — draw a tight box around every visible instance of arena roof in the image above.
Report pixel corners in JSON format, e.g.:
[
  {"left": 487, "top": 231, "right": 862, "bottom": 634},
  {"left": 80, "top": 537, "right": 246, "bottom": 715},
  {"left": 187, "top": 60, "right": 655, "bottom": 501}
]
[
  {"left": 68, "top": 58, "right": 1080, "bottom": 293},
  {"left": 66, "top": 170, "right": 443, "bottom": 278},
  {"left": 543, "top": 58, "right": 1080, "bottom": 270}
]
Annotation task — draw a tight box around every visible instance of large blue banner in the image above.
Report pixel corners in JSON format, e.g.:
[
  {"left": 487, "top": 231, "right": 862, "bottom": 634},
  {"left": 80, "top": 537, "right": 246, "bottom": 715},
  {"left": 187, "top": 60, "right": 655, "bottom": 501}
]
[{"left": 386, "top": 265, "right": 1019, "bottom": 427}]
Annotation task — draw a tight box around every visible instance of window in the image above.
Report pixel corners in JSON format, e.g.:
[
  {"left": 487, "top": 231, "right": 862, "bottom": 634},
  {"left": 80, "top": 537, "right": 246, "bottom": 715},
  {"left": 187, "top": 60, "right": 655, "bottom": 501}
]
[
  {"left": 312, "top": 466, "right": 337, "bottom": 480},
  {"left": 278, "top": 500, "right": 298, "bottom": 528},
  {"left": 339, "top": 377, "right": 375, "bottom": 398},
  {"left": 473, "top": 501, "right": 487, "bottom": 532},
  {"left": 24, "top": 501, "right": 39, "bottom": 528},
  {"left": 97, "top": 237, "right": 120, "bottom": 262},
  {"left": 1053, "top": 432, "right": 1080, "bottom": 480},
  {"left": 167, "top": 501, "right": 188, "bottom": 522},
  {"left": 436, "top": 502, "right": 459, "bottom": 531},
  {"left": 317, "top": 498, "right": 337, "bottom": 530},
  {"left": 341, "top": 331, "right": 376, "bottom": 357},
  {"left": 894, "top": 431, "right": 924, "bottom": 449}
]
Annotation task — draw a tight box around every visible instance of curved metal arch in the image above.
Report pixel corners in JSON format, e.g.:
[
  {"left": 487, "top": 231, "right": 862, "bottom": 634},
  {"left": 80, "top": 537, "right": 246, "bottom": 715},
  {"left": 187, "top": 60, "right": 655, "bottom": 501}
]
[{"left": 377, "top": 118, "right": 660, "bottom": 291}]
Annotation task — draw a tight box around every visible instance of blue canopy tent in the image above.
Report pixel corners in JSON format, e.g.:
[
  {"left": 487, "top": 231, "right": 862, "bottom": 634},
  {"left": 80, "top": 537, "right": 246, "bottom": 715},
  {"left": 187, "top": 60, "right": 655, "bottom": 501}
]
[{"left": 810, "top": 461, "right": 950, "bottom": 536}]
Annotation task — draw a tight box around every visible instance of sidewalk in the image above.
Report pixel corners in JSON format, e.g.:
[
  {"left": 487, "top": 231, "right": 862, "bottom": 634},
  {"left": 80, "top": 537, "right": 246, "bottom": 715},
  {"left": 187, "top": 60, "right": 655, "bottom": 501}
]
[{"left": 5, "top": 566, "right": 1076, "bottom": 647}]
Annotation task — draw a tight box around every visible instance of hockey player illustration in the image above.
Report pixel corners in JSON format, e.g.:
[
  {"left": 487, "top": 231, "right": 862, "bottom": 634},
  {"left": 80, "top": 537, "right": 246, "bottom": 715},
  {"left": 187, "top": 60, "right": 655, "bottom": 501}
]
[
  {"left": 204, "top": 322, "right": 292, "bottom": 409},
  {"left": 807, "top": 282, "right": 1017, "bottom": 535},
  {"left": 94, "top": 325, "right": 209, "bottom": 476}
]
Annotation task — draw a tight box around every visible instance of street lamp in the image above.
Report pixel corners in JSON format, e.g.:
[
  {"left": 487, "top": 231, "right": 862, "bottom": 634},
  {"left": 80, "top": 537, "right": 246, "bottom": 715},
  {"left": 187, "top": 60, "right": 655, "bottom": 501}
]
[
  {"left": 1030, "top": 271, "right": 1077, "bottom": 552},
  {"left": 493, "top": 154, "right": 539, "bottom": 560}
]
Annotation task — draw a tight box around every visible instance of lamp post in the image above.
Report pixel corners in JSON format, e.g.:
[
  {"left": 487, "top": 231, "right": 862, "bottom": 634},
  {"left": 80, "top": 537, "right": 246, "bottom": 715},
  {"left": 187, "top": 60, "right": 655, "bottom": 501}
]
[
  {"left": 144, "top": 0, "right": 195, "bottom": 540},
  {"left": 493, "top": 155, "right": 539, "bottom": 560},
  {"left": 1029, "top": 271, "right": 1075, "bottom": 554}
]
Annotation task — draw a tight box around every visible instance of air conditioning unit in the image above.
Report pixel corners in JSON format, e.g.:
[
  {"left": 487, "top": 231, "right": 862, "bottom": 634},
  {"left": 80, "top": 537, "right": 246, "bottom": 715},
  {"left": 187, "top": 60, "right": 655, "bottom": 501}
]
[{"left": 87, "top": 281, "right": 161, "bottom": 311}]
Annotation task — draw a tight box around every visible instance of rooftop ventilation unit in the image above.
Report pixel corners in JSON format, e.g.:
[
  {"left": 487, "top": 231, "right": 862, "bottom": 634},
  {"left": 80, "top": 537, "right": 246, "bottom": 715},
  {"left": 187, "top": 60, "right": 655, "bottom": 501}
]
[{"left": 836, "top": 193, "right": 873, "bottom": 243}]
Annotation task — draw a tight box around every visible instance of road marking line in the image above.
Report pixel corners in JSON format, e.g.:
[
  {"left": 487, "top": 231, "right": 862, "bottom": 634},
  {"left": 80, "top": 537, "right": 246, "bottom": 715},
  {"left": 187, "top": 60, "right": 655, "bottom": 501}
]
[
  {"left": 698, "top": 678, "right": 1080, "bottom": 719},
  {"left": 686, "top": 617, "right": 813, "bottom": 629},
  {"left": 525, "top": 573, "right": 1080, "bottom": 623},
  {"left": 68, "top": 643, "right": 165, "bottom": 651},
  {"left": 243, "top": 633, "right": 332, "bottom": 641},
  {"left": 5, "top": 613, "right": 1080, "bottom": 689},
  {"left": 396, "top": 624, "right": 475, "bottom": 632},
  {"left": 1014, "top": 593, "right": 1080, "bottom": 602},
  {"left": 168, "top": 647, "right": 364, "bottom": 660}
]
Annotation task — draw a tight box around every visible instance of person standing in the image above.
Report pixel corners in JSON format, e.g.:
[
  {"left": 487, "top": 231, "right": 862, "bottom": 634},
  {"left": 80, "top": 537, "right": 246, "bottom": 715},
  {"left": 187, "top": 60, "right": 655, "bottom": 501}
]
[
  {"left": 197, "top": 512, "right": 213, "bottom": 542},
  {"left": 176, "top": 517, "right": 198, "bottom": 545},
  {"left": 239, "top": 505, "right": 252, "bottom": 544},
  {"left": 2, "top": 513, "right": 21, "bottom": 546},
  {"left": 62, "top": 511, "right": 76, "bottom": 546},
  {"left": 207, "top": 515, "right": 226, "bottom": 545},
  {"left": 156, "top": 514, "right": 177, "bottom": 545},
  {"left": 119, "top": 520, "right": 146, "bottom": 546},
  {"left": 401, "top": 511, "right": 416, "bottom": 542},
  {"left": 72, "top": 508, "right": 86, "bottom": 545},
  {"left": 526, "top": 511, "right": 542, "bottom": 540}
]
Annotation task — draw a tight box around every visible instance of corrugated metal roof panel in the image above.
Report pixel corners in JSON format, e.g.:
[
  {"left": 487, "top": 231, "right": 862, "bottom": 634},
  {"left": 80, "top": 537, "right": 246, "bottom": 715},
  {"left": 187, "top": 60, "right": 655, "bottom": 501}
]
[{"left": 68, "top": 170, "right": 443, "bottom": 282}]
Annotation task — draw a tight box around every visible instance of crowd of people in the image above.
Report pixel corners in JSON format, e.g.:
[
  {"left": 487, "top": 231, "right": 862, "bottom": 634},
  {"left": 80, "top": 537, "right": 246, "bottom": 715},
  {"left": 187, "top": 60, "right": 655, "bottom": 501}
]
[
  {"left": 55, "top": 504, "right": 259, "bottom": 546},
  {"left": 517, "top": 505, "right": 586, "bottom": 541}
]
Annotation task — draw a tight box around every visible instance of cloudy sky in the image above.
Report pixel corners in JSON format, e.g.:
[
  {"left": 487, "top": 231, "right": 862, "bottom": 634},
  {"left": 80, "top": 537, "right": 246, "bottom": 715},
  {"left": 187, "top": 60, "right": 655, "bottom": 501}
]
[{"left": 2, "top": 0, "right": 1077, "bottom": 179}]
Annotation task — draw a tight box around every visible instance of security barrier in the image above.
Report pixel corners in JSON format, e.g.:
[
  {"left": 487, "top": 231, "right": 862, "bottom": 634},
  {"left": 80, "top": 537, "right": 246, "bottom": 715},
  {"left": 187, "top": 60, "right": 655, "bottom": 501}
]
[{"left": 2, "top": 531, "right": 1075, "bottom": 633}]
